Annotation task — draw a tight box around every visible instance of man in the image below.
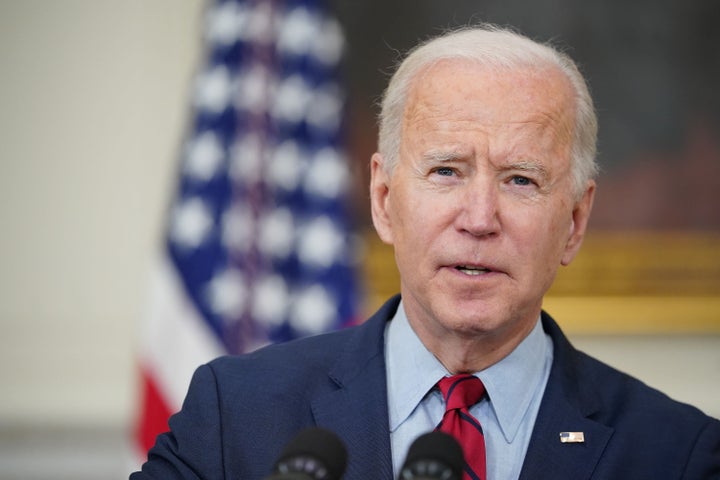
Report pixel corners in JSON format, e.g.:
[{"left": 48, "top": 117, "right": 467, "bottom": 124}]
[{"left": 133, "top": 25, "right": 720, "bottom": 480}]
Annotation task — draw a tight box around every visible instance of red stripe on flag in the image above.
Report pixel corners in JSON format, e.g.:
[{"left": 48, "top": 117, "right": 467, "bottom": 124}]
[{"left": 135, "top": 367, "right": 173, "bottom": 454}]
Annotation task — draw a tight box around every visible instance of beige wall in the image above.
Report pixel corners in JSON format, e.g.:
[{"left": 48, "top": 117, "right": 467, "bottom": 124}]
[
  {"left": 0, "top": 0, "right": 717, "bottom": 441},
  {"left": 0, "top": 0, "right": 204, "bottom": 426}
]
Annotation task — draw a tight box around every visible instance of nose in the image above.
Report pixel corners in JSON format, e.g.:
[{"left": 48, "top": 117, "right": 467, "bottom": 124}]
[{"left": 454, "top": 177, "right": 501, "bottom": 237}]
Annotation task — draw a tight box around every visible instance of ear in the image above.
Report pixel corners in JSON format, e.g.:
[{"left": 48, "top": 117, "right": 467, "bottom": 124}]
[
  {"left": 561, "top": 180, "right": 595, "bottom": 266},
  {"left": 369, "top": 152, "right": 394, "bottom": 245}
]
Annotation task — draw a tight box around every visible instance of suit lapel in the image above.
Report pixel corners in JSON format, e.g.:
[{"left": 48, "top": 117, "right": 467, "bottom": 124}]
[
  {"left": 520, "top": 313, "right": 614, "bottom": 480},
  {"left": 311, "top": 297, "right": 399, "bottom": 480},
  {"left": 519, "top": 384, "right": 613, "bottom": 479}
]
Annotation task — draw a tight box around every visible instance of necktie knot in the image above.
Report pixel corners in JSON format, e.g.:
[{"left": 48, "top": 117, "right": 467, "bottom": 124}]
[{"left": 438, "top": 374, "right": 485, "bottom": 412}]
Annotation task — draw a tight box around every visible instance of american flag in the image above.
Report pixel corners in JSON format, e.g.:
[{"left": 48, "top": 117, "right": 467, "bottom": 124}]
[{"left": 135, "top": 0, "right": 361, "bottom": 460}]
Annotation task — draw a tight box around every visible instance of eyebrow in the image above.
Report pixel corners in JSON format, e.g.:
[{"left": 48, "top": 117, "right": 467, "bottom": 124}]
[
  {"left": 504, "top": 160, "right": 549, "bottom": 178},
  {"left": 419, "top": 150, "right": 552, "bottom": 179},
  {"left": 420, "top": 149, "right": 468, "bottom": 163}
]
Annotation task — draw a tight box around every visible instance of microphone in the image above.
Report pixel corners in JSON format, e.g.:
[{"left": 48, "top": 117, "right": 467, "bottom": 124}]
[
  {"left": 264, "top": 427, "right": 348, "bottom": 480},
  {"left": 399, "top": 432, "right": 464, "bottom": 480}
]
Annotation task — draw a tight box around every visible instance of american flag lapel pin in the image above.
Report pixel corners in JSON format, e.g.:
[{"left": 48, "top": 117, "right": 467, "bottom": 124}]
[{"left": 559, "top": 432, "right": 585, "bottom": 443}]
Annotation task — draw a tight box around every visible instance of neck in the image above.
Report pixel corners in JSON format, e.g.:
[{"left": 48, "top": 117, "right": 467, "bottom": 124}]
[{"left": 408, "top": 312, "right": 538, "bottom": 374}]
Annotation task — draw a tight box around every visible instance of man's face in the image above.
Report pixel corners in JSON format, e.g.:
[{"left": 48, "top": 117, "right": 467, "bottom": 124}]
[{"left": 371, "top": 60, "right": 594, "bottom": 347}]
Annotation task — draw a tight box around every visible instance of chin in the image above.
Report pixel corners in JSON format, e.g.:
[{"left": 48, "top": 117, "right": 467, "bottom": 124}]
[
  {"left": 446, "top": 299, "right": 536, "bottom": 334},
  {"left": 441, "top": 308, "right": 506, "bottom": 335}
]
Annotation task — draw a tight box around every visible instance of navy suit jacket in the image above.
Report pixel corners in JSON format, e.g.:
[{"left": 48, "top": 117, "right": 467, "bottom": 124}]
[{"left": 133, "top": 296, "right": 720, "bottom": 479}]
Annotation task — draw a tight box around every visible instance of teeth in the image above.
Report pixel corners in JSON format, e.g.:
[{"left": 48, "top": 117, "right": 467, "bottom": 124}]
[{"left": 457, "top": 266, "right": 490, "bottom": 275}]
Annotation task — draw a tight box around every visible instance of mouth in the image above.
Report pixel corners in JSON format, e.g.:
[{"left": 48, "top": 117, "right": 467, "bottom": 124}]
[{"left": 454, "top": 265, "right": 494, "bottom": 276}]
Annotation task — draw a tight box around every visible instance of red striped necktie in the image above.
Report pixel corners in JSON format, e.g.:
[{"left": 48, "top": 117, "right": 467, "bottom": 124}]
[{"left": 436, "top": 374, "right": 487, "bottom": 480}]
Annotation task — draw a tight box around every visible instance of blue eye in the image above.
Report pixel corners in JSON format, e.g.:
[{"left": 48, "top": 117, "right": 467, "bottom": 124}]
[
  {"left": 435, "top": 167, "right": 454, "bottom": 176},
  {"left": 511, "top": 176, "right": 532, "bottom": 186}
]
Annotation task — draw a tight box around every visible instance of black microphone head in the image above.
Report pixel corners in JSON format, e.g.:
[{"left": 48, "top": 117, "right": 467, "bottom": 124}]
[
  {"left": 400, "top": 431, "right": 464, "bottom": 480},
  {"left": 273, "top": 427, "right": 348, "bottom": 480}
]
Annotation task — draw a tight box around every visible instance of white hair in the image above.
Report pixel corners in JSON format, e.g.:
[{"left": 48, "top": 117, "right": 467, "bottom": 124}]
[{"left": 377, "top": 25, "right": 598, "bottom": 196}]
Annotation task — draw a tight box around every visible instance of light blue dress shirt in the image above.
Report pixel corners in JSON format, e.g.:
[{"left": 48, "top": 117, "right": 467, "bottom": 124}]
[{"left": 385, "top": 301, "right": 553, "bottom": 480}]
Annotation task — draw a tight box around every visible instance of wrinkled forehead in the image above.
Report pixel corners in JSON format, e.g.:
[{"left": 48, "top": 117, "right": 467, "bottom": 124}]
[
  {"left": 405, "top": 59, "right": 575, "bottom": 118},
  {"left": 403, "top": 59, "right": 576, "bottom": 141}
]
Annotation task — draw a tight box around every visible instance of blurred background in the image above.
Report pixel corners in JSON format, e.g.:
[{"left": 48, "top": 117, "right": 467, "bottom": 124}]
[{"left": 0, "top": 1, "right": 718, "bottom": 479}]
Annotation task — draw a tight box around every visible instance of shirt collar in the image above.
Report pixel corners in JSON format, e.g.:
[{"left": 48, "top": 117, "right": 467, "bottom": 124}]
[
  {"left": 385, "top": 302, "right": 447, "bottom": 432},
  {"left": 477, "top": 316, "right": 551, "bottom": 442},
  {"left": 385, "top": 301, "right": 552, "bottom": 443}
]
